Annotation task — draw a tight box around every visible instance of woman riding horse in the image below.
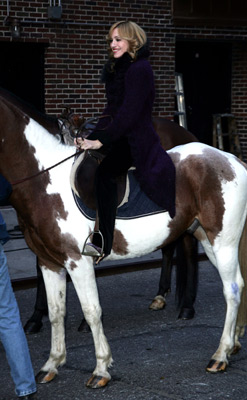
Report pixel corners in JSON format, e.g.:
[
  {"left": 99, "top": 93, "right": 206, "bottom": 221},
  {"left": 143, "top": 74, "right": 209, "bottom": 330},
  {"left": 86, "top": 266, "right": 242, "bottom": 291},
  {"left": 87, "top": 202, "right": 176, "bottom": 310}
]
[
  {"left": 1, "top": 84, "right": 247, "bottom": 387},
  {"left": 76, "top": 21, "right": 176, "bottom": 263}
]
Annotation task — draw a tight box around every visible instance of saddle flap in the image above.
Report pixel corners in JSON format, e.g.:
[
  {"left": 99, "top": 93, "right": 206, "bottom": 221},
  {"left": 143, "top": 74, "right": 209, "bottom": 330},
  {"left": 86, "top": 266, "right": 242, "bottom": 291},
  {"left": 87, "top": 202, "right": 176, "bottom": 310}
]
[{"left": 70, "top": 150, "right": 128, "bottom": 210}]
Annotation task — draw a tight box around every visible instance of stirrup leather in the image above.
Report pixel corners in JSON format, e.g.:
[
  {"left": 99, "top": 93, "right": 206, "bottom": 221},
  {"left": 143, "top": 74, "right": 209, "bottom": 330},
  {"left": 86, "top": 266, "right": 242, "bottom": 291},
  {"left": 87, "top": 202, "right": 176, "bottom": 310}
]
[{"left": 81, "top": 230, "right": 104, "bottom": 257}]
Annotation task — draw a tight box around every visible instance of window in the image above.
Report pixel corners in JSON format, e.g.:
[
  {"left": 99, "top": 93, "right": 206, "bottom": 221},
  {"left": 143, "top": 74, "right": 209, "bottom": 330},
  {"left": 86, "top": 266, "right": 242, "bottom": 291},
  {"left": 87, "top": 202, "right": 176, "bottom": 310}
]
[
  {"left": 172, "top": 0, "right": 247, "bottom": 25},
  {"left": 0, "top": 42, "right": 46, "bottom": 111}
]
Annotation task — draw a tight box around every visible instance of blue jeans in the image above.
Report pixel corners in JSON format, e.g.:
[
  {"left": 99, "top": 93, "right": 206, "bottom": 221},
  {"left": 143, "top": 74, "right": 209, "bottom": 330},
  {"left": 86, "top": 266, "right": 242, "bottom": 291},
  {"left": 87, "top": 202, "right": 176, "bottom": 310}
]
[{"left": 0, "top": 243, "right": 37, "bottom": 397}]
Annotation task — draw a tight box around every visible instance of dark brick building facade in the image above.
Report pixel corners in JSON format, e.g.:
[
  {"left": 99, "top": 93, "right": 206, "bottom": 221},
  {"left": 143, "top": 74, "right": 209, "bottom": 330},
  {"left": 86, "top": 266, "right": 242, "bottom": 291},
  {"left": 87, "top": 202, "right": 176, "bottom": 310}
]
[{"left": 0, "top": 1, "right": 247, "bottom": 157}]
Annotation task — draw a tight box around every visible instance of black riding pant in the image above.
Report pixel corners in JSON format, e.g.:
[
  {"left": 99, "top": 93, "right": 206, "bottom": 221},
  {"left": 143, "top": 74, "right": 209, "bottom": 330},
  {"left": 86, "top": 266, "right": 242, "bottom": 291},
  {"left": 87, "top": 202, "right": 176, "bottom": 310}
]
[{"left": 95, "top": 138, "right": 132, "bottom": 255}]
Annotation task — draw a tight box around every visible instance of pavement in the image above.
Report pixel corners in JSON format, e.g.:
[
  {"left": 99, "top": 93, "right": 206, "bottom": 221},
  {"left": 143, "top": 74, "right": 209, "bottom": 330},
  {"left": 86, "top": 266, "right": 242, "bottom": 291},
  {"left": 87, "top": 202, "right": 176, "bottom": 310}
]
[{"left": 1, "top": 207, "right": 247, "bottom": 400}]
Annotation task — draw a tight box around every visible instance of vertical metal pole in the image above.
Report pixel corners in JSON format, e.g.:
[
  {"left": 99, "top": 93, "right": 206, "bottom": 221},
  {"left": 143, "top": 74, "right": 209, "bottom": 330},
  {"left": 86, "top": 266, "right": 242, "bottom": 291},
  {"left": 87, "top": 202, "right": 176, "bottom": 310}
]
[{"left": 7, "top": 0, "right": 10, "bottom": 16}]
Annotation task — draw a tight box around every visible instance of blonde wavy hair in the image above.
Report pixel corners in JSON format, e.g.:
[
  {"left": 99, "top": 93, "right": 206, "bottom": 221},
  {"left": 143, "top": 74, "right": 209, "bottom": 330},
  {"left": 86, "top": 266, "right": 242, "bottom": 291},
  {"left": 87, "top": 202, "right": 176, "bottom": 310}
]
[{"left": 106, "top": 21, "right": 147, "bottom": 59}]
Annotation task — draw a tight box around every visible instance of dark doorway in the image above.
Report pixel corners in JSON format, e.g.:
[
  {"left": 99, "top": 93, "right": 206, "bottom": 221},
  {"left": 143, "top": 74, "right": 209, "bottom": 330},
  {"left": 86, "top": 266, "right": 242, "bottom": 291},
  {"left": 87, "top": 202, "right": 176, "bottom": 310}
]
[
  {"left": 0, "top": 42, "right": 46, "bottom": 112},
  {"left": 175, "top": 41, "right": 232, "bottom": 145}
]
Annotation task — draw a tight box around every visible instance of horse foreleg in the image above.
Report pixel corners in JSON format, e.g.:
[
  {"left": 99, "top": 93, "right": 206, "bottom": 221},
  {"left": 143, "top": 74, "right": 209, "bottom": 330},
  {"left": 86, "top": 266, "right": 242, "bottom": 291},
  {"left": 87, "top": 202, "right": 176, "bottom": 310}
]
[
  {"left": 36, "top": 266, "right": 67, "bottom": 384},
  {"left": 206, "top": 248, "right": 244, "bottom": 373},
  {"left": 69, "top": 257, "right": 112, "bottom": 389},
  {"left": 24, "top": 258, "right": 48, "bottom": 334},
  {"left": 149, "top": 242, "right": 176, "bottom": 310}
]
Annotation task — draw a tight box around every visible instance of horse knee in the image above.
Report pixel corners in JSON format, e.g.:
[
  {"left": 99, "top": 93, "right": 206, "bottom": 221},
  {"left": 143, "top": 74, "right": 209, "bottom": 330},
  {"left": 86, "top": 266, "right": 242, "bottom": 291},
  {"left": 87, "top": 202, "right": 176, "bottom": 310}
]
[
  {"left": 83, "top": 305, "right": 102, "bottom": 326},
  {"left": 48, "top": 305, "right": 66, "bottom": 324}
]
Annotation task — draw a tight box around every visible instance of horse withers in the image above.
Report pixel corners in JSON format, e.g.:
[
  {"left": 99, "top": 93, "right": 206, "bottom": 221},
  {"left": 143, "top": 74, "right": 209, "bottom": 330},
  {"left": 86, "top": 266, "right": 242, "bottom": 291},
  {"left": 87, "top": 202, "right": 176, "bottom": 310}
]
[{"left": 1, "top": 94, "right": 247, "bottom": 389}]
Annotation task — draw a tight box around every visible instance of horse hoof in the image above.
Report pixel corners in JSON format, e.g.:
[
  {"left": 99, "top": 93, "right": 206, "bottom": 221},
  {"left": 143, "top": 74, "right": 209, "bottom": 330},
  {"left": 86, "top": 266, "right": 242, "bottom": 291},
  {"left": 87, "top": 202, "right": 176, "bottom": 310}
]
[
  {"left": 78, "top": 319, "right": 91, "bottom": 332},
  {"left": 149, "top": 295, "right": 166, "bottom": 310},
  {"left": 86, "top": 374, "right": 110, "bottom": 389},
  {"left": 24, "top": 320, "right": 43, "bottom": 334},
  {"left": 178, "top": 307, "right": 195, "bottom": 320},
  {"left": 206, "top": 359, "right": 227, "bottom": 373},
  {"left": 36, "top": 370, "right": 57, "bottom": 384}
]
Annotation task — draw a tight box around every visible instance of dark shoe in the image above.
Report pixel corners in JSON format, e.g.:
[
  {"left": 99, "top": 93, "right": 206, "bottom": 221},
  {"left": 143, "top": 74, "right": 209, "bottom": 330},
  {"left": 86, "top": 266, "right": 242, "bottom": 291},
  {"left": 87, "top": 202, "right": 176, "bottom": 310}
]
[
  {"left": 19, "top": 392, "right": 37, "bottom": 399},
  {"left": 81, "top": 243, "right": 103, "bottom": 257}
]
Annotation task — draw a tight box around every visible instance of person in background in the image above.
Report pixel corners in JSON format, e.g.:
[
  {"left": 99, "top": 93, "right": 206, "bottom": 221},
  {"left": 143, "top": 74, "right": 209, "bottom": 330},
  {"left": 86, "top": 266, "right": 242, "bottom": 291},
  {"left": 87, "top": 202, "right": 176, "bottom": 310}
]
[
  {"left": 76, "top": 20, "right": 176, "bottom": 263},
  {"left": 0, "top": 173, "right": 37, "bottom": 399}
]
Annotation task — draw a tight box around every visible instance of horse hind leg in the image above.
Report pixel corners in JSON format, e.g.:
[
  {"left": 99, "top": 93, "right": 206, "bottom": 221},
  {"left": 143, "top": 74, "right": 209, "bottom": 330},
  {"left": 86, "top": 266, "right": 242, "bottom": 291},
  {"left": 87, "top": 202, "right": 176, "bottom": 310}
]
[
  {"left": 36, "top": 266, "right": 67, "bottom": 384},
  {"left": 206, "top": 246, "right": 244, "bottom": 373},
  {"left": 232, "top": 216, "right": 247, "bottom": 355}
]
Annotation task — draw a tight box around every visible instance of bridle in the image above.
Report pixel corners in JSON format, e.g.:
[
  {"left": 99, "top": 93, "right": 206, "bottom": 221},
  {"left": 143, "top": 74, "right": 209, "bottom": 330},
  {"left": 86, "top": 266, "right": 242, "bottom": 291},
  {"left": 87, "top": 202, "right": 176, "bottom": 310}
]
[{"left": 58, "top": 111, "right": 112, "bottom": 143}]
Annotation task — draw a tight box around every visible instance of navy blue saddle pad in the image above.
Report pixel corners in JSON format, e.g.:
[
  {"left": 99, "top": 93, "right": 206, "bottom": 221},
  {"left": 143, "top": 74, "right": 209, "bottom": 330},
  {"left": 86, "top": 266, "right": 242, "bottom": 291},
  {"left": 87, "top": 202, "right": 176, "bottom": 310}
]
[{"left": 73, "top": 170, "right": 165, "bottom": 221}]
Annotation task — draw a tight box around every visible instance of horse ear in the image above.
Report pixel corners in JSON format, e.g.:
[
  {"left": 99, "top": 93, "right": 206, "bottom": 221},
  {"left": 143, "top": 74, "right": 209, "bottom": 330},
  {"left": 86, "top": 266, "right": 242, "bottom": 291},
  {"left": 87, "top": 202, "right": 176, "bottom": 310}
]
[
  {"left": 58, "top": 118, "right": 69, "bottom": 129},
  {"left": 57, "top": 119, "right": 63, "bottom": 129}
]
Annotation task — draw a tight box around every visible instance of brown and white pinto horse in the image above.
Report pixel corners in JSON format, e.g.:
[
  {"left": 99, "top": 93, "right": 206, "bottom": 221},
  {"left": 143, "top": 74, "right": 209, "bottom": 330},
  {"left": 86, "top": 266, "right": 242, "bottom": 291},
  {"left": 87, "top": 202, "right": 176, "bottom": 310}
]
[
  {"left": 0, "top": 88, "right": 199, "bottom": 335},
  {"left": 1, "top": 94, "right": 247, "bottom": 389},
  {"left": 59, "top": 111, "right": 199, "bottom": 320}
]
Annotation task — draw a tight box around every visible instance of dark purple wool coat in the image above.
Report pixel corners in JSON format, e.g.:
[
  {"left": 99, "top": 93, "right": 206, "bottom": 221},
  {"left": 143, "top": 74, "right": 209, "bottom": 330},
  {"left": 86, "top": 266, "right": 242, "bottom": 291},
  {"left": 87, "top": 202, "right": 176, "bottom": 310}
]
[{"left": 89, "top": 51, "right": 176, "bottom": 218}]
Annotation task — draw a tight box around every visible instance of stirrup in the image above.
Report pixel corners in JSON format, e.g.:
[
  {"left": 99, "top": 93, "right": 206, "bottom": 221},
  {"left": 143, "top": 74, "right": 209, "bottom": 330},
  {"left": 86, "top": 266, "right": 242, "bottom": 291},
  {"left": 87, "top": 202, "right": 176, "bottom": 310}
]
[{"left": 81, "top": 231, "right": 104, "bottom": 257}]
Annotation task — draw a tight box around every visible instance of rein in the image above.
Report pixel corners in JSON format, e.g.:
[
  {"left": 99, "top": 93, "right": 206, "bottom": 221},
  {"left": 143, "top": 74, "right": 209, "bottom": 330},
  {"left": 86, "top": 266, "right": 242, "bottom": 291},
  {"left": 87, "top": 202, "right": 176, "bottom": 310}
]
[
  {"left": 11, "top": 149, "right": 83, "bottom": 186},
  {"left": 10, "top": 112, "right": 111, "bottom": 186}
]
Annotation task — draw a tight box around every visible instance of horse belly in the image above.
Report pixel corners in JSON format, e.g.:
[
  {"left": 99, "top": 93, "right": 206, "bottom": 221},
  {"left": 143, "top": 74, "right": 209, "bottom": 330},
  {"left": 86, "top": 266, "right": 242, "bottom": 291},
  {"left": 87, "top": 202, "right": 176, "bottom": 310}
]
[{"left": 109, "top": 211, "right": 171, "bottom": 260}]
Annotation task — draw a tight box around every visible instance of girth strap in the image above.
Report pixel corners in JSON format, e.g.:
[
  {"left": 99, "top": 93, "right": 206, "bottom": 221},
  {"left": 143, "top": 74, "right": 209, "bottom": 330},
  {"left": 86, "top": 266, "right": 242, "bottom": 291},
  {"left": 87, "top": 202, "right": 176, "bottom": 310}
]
[{"left": 187, "top": 218, "right": 200, "bottom": 235}]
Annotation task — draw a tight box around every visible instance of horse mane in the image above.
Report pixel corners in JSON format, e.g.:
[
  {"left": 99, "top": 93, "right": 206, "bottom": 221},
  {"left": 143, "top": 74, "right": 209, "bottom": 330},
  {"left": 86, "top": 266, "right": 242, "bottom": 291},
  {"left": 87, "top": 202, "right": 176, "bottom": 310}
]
[{"left": 0, "top": 87, "right": 59, "bottom": 133}]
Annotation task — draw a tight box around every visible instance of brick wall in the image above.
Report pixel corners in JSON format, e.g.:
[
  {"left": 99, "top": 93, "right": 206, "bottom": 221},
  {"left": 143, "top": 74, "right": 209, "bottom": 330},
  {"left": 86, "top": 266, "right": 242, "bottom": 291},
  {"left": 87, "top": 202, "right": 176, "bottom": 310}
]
[
  {"left": 0, "top": 0, "right": 247, "bottom": 157},
  {"left": 0, "top": 1, "right": 177, "bottom": 118},
  {"left": 232, "top": 42, "right": 247, "bottom": 157}
]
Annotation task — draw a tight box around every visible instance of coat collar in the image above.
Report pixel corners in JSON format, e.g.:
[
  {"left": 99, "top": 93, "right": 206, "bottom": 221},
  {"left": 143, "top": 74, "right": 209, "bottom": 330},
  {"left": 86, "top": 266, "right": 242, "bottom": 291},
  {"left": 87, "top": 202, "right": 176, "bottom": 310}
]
[{"left": 101, "top": 43, "right": 150, "bottom": 83}]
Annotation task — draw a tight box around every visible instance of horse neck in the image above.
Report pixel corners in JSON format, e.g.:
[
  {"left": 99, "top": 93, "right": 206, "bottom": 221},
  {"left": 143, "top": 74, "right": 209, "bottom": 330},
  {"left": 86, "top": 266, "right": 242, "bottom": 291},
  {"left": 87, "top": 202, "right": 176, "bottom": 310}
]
[
  {"left": 22, "top": 117, "right": 76, "bottom": 173},
  {"left": 0, "top": 102, "right": 74, "bottom": 188}
]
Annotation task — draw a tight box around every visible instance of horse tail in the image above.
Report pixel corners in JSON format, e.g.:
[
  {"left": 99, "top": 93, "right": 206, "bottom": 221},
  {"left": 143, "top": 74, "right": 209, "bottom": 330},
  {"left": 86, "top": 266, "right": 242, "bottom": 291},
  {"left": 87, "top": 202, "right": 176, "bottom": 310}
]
[{"left": 237, "top": 215, "right": 247, "bottom": 327}]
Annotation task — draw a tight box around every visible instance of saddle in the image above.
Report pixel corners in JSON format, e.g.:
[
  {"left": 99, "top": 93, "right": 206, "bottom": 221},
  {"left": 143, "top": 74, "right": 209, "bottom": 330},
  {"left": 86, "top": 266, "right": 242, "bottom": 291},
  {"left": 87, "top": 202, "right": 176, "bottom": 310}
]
[
  {"left": 61, "top": 111, "right": 132, "bottom": 212},
  {"left": 71, "top": 150, "right": 128, "bottom": 211}
]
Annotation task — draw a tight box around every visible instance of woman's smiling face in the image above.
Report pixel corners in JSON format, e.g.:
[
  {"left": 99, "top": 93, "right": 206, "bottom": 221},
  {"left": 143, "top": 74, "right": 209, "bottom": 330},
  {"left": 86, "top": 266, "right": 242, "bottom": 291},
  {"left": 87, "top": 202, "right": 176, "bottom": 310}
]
[{"left": 110, "top": 28, "right": 129, "bottom": 58}]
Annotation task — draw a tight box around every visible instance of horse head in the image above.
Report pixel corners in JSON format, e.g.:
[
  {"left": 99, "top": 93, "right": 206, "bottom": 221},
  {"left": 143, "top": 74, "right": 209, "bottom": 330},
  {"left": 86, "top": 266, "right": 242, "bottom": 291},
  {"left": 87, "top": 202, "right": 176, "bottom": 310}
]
[{"left": 58, "top": 109, "right": 99, "bottom": 146}]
